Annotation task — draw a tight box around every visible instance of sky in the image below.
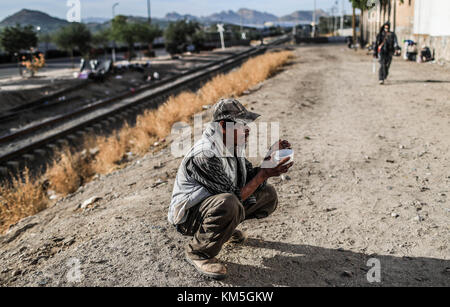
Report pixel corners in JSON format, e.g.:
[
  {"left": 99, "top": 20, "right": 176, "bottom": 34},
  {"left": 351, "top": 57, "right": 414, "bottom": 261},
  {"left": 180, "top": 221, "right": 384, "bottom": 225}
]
[{"left": 0, "top": 0, "right": 354, "bottom": 21}]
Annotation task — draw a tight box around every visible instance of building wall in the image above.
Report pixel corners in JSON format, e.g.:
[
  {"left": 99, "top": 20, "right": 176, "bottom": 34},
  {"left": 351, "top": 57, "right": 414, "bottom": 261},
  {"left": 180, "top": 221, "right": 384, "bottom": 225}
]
[
  {"left": 412, "top": 0, "right": 450, "bottom": 61},
  {"left": 395, "top": 0, "right": 415, "bottom": 40},
  {"left": 414, "top": 0, "right": 450, "bottom": 36}
]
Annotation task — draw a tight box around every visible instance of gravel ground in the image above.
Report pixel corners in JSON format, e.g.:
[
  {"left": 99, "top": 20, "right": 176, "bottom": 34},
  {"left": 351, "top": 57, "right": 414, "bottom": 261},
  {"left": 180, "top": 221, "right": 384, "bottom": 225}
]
[{"left": 0, "top": 44, "right": 449, "bottom": 287}]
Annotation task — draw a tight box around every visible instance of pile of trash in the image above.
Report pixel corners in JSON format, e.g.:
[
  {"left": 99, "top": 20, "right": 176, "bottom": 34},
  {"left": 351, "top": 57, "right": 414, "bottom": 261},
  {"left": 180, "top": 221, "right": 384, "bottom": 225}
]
[
  {"left": 77, "top": 59, "right": 113, "bottom": 81},
  {"left": 114, "top": 61, "right": 149, "bottom": 74},
  {"left": 403, "top": 40, "right": 434, "bottom": 63},
  {"left": 76, "top": 59, "right": 161, "bottom": 83}
]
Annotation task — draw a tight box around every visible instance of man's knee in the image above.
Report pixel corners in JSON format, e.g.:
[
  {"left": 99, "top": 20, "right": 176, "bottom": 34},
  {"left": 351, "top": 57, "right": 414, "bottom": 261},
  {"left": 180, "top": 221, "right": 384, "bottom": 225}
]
[
  {"left": 212, "top": 193, "right": 245, "bottom": 222},
  {"left": 250, "top": 184, "right": 278, "bottom": 220},
  {"left": 262, "top": 184, "right": 278, "bottom": 215}
]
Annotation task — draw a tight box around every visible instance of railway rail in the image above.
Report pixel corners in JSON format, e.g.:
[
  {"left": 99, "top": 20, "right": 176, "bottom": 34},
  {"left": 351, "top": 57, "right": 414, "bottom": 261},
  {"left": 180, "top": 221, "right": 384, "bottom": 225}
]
[
  {"left": 0, "top": 81, "right": 89, "bottom": 123},
  {"left": 0, "top": 35, "right": 291, "bottom": 178}
]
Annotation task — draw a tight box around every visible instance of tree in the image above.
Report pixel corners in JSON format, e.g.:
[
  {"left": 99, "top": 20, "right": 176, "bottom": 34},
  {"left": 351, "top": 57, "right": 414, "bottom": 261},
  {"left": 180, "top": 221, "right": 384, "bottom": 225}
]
[
  {"left": 92, "top": 28, "right": 111, "bottom": 59},
  {"left": 349, "top": 1, "right": 405, "bottom": 24},
  {"left": 110, "top": 15, "right": 138, "bottom": 60},
  {"left": 164, "top": 20, "right": 201, "bottom": 55},
  {"left": 134, "top": 22, "right": 162, "bottom": 58},
  {"left": 54, "top": 22, "right": 92, "bottom": 67},
  {"left": 38, "top": 33, "right": 53, "bottom": 54},
  {"left": 191, "top": 29, "right": 206, "bottom": 52},
  {"left": 0, "top": 24, "right": 38, "bottom": 75},
  {"left": 348, "top": 0, "right": 366, "bottom": 47},
  {"left": 134, "top": 22, "right": 162, "bottom": 48}
]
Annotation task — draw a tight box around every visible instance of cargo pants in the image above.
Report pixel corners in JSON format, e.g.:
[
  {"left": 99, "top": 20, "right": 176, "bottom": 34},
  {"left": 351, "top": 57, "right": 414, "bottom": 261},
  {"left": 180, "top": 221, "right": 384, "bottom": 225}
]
[{"left": 176, "top": 184, "right": 278, "bottom": 261}]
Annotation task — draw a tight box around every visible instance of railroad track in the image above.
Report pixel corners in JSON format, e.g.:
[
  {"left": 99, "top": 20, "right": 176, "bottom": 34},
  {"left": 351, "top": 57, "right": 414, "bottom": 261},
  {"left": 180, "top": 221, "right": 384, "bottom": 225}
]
[
  {"left": 0, "top": 49, "right": 247, "bottom": 124},
  {"left": 0, "top": 35, "right": 291, "bottom": 178},
  {"left": 0, "top": 81, "right": 89, "bottom": 123},
  {"left": 0, "top": 50, "right": 238, "bottom": 124}
]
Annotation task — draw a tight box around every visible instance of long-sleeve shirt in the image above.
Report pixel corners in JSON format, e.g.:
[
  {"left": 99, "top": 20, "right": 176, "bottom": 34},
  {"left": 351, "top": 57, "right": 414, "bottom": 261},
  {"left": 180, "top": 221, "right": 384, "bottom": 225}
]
[
  {"left": 375, "top": 31, "right": 399, "bottom": 58},
  {"left": 185, "top": 155, "right": 266, "bottom": 208}
]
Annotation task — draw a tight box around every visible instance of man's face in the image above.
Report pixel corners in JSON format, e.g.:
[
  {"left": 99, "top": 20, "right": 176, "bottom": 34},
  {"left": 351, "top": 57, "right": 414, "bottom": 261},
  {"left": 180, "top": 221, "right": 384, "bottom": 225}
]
[
  {"left": 384, "top": 25, "right": 390, "bottom": 32},
  {"left": 234, "top": 122, "right": 250, "bottom": 146},
  {"left": 221, "top": 121, "right": 250, "bottom": 148}
]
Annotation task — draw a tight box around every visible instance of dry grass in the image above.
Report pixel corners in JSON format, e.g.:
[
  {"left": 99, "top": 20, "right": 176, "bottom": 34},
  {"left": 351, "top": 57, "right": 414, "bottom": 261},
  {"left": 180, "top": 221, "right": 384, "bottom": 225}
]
[
  {"left": 134, "top": 50, "right": 294, "bottom": 140},
  {"left": 0, "top": 50, "right": 294, "bottom": 233},
  {"left": 0, "top": 168, "right": 47, "bottom": 233},
  {"left": 120, "top": 124, "right": 156, "bottom": 155},
  {"left": 45, "top": 147, "right": 94, "bottom": 195},
  {"left": 92, "top": 133, "right": 127, "bottom": 174}
]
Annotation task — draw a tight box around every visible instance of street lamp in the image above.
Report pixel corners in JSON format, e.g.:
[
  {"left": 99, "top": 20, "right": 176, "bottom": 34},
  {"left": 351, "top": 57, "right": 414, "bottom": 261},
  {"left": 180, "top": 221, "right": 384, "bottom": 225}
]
[
  {"left": 112, "top": 2, "right": 119, "bottom": 63},
  {"left": 147, "top": 0, "right": 151, "bottom": 24},
  {"left": 113, "top": 2, "right": 119, "bottom": 17},
  {"left": 35, "top": 26, "right": 42, "bottom": 55}
]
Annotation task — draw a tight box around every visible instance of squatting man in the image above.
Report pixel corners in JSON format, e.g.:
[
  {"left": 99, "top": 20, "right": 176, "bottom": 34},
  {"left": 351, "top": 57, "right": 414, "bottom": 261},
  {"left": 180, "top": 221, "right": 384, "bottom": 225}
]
[{"left": 168, "top": 98, "right": 294, "bottom": 279}]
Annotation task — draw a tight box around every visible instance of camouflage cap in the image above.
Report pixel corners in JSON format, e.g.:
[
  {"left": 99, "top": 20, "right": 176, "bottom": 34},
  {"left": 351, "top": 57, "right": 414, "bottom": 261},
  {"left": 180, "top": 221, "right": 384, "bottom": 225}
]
[{"left": 212, "top": 98, "right": 260, "bottom": 125}]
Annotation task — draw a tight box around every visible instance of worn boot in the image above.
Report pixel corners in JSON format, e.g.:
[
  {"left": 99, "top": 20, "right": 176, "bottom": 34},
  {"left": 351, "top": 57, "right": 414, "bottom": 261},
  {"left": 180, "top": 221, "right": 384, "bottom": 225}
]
[
  {"left": 228, "top": 229, "right": 248, "bottom": 244},
  {"left": 185, "top": 251, "right": 227, "bottom": 280}
]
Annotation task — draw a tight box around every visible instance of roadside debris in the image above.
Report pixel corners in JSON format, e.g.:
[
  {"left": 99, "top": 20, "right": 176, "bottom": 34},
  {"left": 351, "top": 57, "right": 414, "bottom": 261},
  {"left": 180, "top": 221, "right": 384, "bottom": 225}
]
[
  {"left": 151, "top": 179, "right": 168, "bottom": 188},
  {"left": 79, "top": 196, "right": 102, "bottom": 210}
]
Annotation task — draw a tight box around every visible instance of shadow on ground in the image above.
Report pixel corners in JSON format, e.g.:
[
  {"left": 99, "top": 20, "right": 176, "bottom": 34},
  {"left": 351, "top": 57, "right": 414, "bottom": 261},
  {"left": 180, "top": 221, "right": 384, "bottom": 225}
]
[
  {"left": 221, "top": 238, "right": 450, "bottom": 286},
  {"left": 387, "top": 79, "right": 450, "bottom": 85}
]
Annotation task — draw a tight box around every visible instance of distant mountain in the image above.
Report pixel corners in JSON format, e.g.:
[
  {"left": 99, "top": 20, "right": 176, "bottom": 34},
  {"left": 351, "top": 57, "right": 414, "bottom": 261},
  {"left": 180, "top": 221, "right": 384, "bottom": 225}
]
[
  {"left": 0, "top": 10, "right": 168, "bottom": 34},
  {"left": 0, "top": 8, "right": 330, "bottom": 35},
  {"left": 82, "top": 17, "right": 110, "bottom": 24},
  {"left": 207, "top": 8, "right": 278, "bottom": 25},
  {"left": 164, "top": 12, "right": 198, "bottom": 22},
  {"left": 279, "top": 9, "right": 329, "bottom": 22},
  {"left": 163, "top": 8, "right": 328, "bottom": 25},
  {"left": 0, "top": 9, "right": 69, "bottom": 33}
]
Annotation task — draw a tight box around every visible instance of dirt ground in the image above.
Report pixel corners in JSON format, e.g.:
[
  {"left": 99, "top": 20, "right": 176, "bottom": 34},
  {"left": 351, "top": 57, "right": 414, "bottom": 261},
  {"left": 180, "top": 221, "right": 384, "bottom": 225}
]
[{"left": 0, "top": 44, "right": 449, "bottom": 287}]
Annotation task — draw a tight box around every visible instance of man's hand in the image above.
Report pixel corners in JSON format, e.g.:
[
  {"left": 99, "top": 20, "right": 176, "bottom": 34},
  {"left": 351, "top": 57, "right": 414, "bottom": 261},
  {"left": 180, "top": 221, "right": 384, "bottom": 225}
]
[
  {"left": 264, "top": 139, "right": 292, "bottom": 160},
  {"left": 241, "top": 140, "right": 293, "bottom": 201},
  {"left": 261, "top": 157, "right": 294, "bottom": 179},
  {"left": 241, "top": 157, "right": 293, "bottom": 201}
]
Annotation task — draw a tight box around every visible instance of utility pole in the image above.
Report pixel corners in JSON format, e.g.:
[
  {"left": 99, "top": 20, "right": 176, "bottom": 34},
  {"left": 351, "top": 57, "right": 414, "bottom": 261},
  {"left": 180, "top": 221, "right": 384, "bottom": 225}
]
[
  {"left": 240, "top": 11, "right": 243, "bottom": 33},
  {"left": 334, "top": 5, "right": 338, "bottom": 36},
  {"left": 393, "top": 0, "right": 397, "bottom": 33},
  {"left": 147, "top": 0, "right": 151, "bottom": 24},
  {"left": 240, "top": 10, "right": 245, "bottom": 39},
  {"left": 352, "top": 6, "right": 356, "bottom": 49},
  {"left": 112, "top": 2, "right": 119, "bottom": 63},
  {"left": 328, "top": 8, "right": 332, "bottom": 34},
  {"left": 340, "top": 0, "right": 344, "bottom": 32},
  {"left": 312, "top": 0, "right": 317, "bottom": 38}
]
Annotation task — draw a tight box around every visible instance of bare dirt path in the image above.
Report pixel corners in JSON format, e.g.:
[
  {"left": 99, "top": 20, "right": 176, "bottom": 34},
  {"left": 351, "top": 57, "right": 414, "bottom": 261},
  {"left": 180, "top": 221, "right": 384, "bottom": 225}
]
[{"left": 0, "top": 45, "right": 449, "bottom": 286}]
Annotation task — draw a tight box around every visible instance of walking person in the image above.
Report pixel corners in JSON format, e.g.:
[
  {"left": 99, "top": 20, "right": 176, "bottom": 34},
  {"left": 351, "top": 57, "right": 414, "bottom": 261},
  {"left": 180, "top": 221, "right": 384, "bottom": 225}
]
[
  {"left": 168, "top": 98, "right": 294, "bottom": 280},
  {"left": 374, "top": 22, "right": 400, "bottom": 85}
]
